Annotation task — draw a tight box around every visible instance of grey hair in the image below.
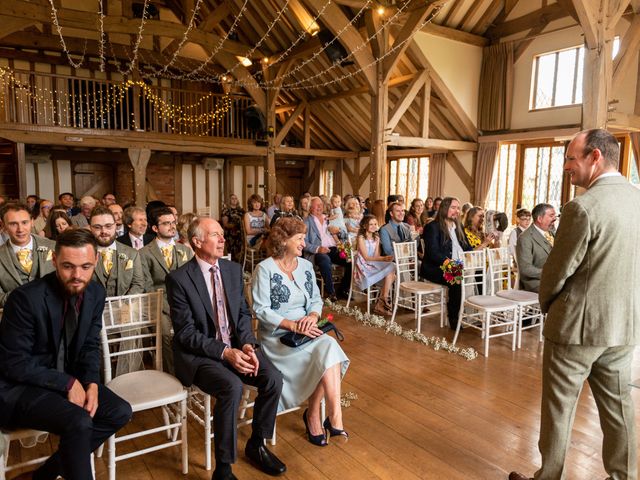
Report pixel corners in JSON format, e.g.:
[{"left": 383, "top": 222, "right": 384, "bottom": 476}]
[
  {"left": 187, "top": 215, "right": 209, "bottom": 250},
  {"left": 531, "top": 203, "right": 554, "bottom": 222}
]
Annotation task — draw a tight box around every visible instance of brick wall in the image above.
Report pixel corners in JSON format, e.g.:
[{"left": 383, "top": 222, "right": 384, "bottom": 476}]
[{"left": 114, "top": 156, "right": 176, "bottom": 207}]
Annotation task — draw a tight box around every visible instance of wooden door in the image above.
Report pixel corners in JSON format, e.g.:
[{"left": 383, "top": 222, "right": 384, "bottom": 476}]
[
  {"left": 0, "top": 139, "right": 19, "bottom": 199},
  {"left": 275, "top": 166, "right": 304, "bottom": 199},
  {"left": 73, "top": 162, "right": 115, "bottom": 199}
]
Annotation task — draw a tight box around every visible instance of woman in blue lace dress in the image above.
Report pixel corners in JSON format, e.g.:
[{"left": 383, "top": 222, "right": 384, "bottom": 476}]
[{"left": 252, "top": 217, "right": 350, "bottom": 447}]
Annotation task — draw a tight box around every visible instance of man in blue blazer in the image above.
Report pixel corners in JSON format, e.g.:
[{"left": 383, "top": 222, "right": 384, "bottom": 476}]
[
  {"left": 303, "top": 197, "right": 351, "bottom": 301},
  {"left": 379, "top": 201, "right": 413, "bottom": 257},
  {"left": 0, "top": 229, "right": 132, "bottom": 480},
  {"left": 166, "top": 217, "right": 285, "bottom": 480}
]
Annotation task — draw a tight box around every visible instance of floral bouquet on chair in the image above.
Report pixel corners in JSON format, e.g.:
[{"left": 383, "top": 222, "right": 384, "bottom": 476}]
[
  {"left": 440, "top": 258, "right": 463, "bottom": 285},
  {"left": 336, "top": 241, "right": 352, "bottom": 262}
]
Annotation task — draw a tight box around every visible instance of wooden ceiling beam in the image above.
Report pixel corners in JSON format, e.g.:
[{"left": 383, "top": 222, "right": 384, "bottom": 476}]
[
  {"left": 613, "top": 13, "right": 640, "bottom": 91},
  {"left": 472, "top": 0, "right": 505, "bottom": 35},
  {"left": 387, "top": 70, "right": 427, "bottom": 130},
  {"left": 0, "top": 0, "right": 259, "bottom": 57},
  {"left": 407, "top": 41, "right": 477, "bottom": 140},
  {"left": 421, "top": 22, "right": 488, "bottom": 46},
  {"left": 275, "top": 100, "right": 306, "bottom": 145},
  {"left": 486, "top": 3, "right": 567, "bottom": 40},
  {"left": 386, "top": 136, "right": 478, "bottom": 151},
  {"left": 0, "top": 18, "right": 36, "bottom": 41},
  {"left": 382, "top": 0, "right": 445, "bottom": 82},
  {"left": 162, "top": 4, "right": 231, "bottom": 56},
  {"left": 458, "top": 0, "right": 491, "bottom": 32},
  {"left": 570, "top": 0, "right": 599, "bottom": 48},
  {"left": 301, "top": 0, "right": 377, "bottom": 92}
]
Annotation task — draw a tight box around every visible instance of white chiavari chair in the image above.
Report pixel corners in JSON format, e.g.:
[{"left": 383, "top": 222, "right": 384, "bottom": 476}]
[{"left": 452, "top": 250, "right": 519, "bottom": 357}]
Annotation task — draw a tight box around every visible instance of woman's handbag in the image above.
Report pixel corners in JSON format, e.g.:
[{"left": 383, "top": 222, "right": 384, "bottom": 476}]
[{"left": 279, "top": 322, "right": 344, "bottom": 348}]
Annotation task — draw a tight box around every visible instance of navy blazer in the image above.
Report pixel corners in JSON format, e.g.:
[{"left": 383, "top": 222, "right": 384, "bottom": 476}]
[
  {"left": 0, "top": 273, "right": 106, "bottom": 426},
  {"left": 116, "top": 232, "right": 155, "bottom": 248},
  {"left": 166, "top": 257, "right": 257, "bottom": 387},
  {"left": 420, "top": 221, "right": 471, "bottom": 282}
]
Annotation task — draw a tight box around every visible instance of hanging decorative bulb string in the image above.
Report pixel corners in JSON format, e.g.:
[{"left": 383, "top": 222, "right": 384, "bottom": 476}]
[{"left": 48, "top": 0, "right": 88, "bottom": 69}]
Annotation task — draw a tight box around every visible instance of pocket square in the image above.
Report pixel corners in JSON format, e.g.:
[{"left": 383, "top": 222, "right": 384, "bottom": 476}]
[
  {"left": 46, "top": 250, "right": 53, "bottom": 261},
  {"left": 125, "top": 259, "right": 134, "bottom": 270}
]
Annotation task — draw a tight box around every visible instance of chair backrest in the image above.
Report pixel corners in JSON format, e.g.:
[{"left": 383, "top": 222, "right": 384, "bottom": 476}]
[
  {"left": 486, "top": 247, "right": 511, "bottom": 295},
  {"left": 460, "top": 249, "right": 486, "bottom": 301},
  {"left": 393, "top": 240, "right": 418, "bottom": 283},
  {"left": 101, "top": 291, "right": 163, "bottom": 383}
]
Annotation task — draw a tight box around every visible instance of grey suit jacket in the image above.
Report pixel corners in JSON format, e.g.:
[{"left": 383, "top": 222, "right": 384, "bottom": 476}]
[
  {"left": 379, "top": 221, "right": 412, "bottom": 257},
  {"left": 516, "top": 225, "right": 552, "bottom": 292},
  {"left": 141, "top": 241, "right": 193, "bottom": 295},
  {"left": 539, "top": 176, "right": 640, "bottom": 346},
  {"left": 0, "top": 235, "right": 56, "bottom": 306},
  {"left": 92, "top": 242, "right": 145, "bottom": 297}
]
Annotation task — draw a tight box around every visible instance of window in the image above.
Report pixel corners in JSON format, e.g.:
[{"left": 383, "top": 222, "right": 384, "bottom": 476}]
[
  {"left": 521, "top": 145, "right": 566, "bottom": 211},
  {"left": 486, "top": 142, "right": 567, "bottom": 221},
  {"left": 630, "top": 149, "right": 640, "bottom": 186},
  {"left": 388, "top": 157, "right": 429, "bottom": 204},
  {"left": 486, "top": 144, "right": 517, "bottom": 220},
  {"left": 320, "top": 169, "right": 334, "bottom": 197},
  {"left": 531, "top": 38, "right": 619, "bottom": 110}
]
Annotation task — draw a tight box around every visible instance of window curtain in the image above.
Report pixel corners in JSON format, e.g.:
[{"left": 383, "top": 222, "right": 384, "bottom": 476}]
[
  {"left": 630, "top": 133, "right": 640, "bottom": 172},
  {"left": 478, "top": 43, "right": 514, "bottom": 132},
  {"left": 428, "top": 153, "right": 446, "bottom": 198},
  {"left": 475, "top": 142, "right": 499, "bottom": 206}
]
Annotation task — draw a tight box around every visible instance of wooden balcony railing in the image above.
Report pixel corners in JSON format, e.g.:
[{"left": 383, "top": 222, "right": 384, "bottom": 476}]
[{"left": 0, "top": 69, "right": 258, "bottom": 140}]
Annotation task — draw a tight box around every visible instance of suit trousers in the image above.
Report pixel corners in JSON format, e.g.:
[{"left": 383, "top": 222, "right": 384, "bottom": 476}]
[
  {"left": 313, "top": 247, "right": 352, "bottom": 296},
  {"left": 6, "top": 383, "right": 132, "bottom": 480},
  {"left": 535, "top": 340, "right": 637, "bottom": 480},
  {"left": 193, "top": 349, "right": 283, "bottom": 464}
]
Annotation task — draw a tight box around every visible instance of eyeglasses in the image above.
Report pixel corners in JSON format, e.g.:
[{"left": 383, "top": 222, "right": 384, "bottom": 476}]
[
  {"left": 91, "top": 223, "right": 115, "bottom": 231},
  {"left": 158, "top": 220, "right": 177, "bottom": 227}
]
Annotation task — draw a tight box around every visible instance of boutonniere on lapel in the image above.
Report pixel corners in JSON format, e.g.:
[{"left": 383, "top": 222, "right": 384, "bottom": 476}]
[
  {"left": 37, "top": 246, "right": 53, "bottom": 261},
  {"left": 180, "top": 250, "right": 188, "bottom": 262}
]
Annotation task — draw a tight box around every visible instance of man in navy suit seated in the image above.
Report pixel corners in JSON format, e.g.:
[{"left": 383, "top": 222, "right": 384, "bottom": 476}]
[{"left": 0, "top": 229, "right": 132, "bottom": 480}]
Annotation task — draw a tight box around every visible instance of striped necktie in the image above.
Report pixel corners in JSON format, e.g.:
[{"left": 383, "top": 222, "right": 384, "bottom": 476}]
[{"left": 210, "top": 265, "right": 231, "bottom": 346}]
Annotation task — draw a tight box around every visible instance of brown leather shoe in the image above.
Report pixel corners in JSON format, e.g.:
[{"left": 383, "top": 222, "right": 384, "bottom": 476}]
[{"left": 508, "top": 472, "right": 532, "bottom": 480}]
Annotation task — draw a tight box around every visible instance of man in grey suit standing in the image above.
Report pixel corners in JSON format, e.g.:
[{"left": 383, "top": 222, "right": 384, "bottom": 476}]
[
  {"left": 510, "top": 129, "right": 640, "bottom": 480},
  {"left": 515, "top": 203, "right": 556, "bottom": 292}
]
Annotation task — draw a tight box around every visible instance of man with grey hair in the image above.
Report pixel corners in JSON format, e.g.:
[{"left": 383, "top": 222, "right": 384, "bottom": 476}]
[
  {"left": 71, "top": 196, "right": 97, "bottom": 228},
  {"left": 117, "top": 206, "right": 154, "bottom": 249},
  {"left": 167, "top": 217, "right": 285, "bottom": 480},
  {"left": 515, "top": 202, "right": 556, "bottom": 292},
  {"left": 510, "top": 129, "right": 640, "bottom": 480}
]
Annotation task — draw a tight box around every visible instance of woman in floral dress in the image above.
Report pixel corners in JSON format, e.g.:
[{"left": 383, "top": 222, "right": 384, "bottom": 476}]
[{"left": 220, "top": 194, "right": 245, "bottom": 262}]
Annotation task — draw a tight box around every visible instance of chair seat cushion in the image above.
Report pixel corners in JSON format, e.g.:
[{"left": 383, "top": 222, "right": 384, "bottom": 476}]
[
  {"left": 400, "top": 281, "right": 443, "bottom": 293},
  {"left": 466, "top": 295, "right": 518, "bottom": 310},
  {"left": 107, "top": 370, "right": 187, "bottom": 412},
  {"left": 496, "top": 289, "right": 539, "bottom": 304}
]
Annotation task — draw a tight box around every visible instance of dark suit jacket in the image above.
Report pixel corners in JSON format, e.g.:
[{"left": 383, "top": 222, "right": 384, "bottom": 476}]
[
  {"left": 420, "top": 221, "right": 471, "bottom": 282},
  {"left": 166, "top": 257, "right": 257, "bottom": 387},
  {"left": 116, "top": 232, "right": 155, "bottom": 248},
  {"left": 0, "top": 273, "right": 106, "bottom": 425}
]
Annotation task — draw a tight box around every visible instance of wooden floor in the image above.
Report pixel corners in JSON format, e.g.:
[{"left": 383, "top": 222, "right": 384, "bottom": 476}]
[{"left": 8, "top": 299, "right": 640, "bottom": 479}]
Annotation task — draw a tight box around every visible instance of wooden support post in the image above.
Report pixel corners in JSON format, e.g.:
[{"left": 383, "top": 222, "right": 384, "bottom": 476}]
[
  {"left": 265, "top": 89, "right": 277, "bottom": 204},
  {"left": 370, "top": 61, "right": 389, "bottom": 202},
  {"left": 128, "top": 148, "right": 150, "bottom": 207},
  {"left": 304, "top": 104, "right": 311, "bottom": 149},
  {"left": 16, "top": 142, "right": 26, "bottom": 200}
]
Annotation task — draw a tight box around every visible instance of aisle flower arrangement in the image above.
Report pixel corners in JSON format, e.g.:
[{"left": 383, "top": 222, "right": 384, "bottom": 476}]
[
  {"left": 323, "top": 299, "right": 478, "bottom": 361},
  {"left": 440, "top": 258, "right": 464, "bottom": 285}
]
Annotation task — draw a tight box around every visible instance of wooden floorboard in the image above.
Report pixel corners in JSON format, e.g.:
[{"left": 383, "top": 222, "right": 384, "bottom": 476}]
[{"left": 7, "top": 298, "right": 640, "bottom": 479}]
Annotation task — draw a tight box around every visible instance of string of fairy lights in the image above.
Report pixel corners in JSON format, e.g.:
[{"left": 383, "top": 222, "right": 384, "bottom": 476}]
[
  {"left": 0, "top": 66, "right": 234, "bottom": 136},
  {"left": 0, "top": 0, "right": 449, "bottom": 135},
  {"left": 34, "top": 0, "right": 446, "bottom": 90}
]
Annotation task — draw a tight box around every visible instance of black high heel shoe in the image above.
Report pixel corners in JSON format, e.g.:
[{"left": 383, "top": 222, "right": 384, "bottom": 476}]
[
  {"left": 323, "top": 417, "right": 349, "bottom": 443},
  {"left": 303, "top": 409, "right": 327, "bottom": 447}
]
